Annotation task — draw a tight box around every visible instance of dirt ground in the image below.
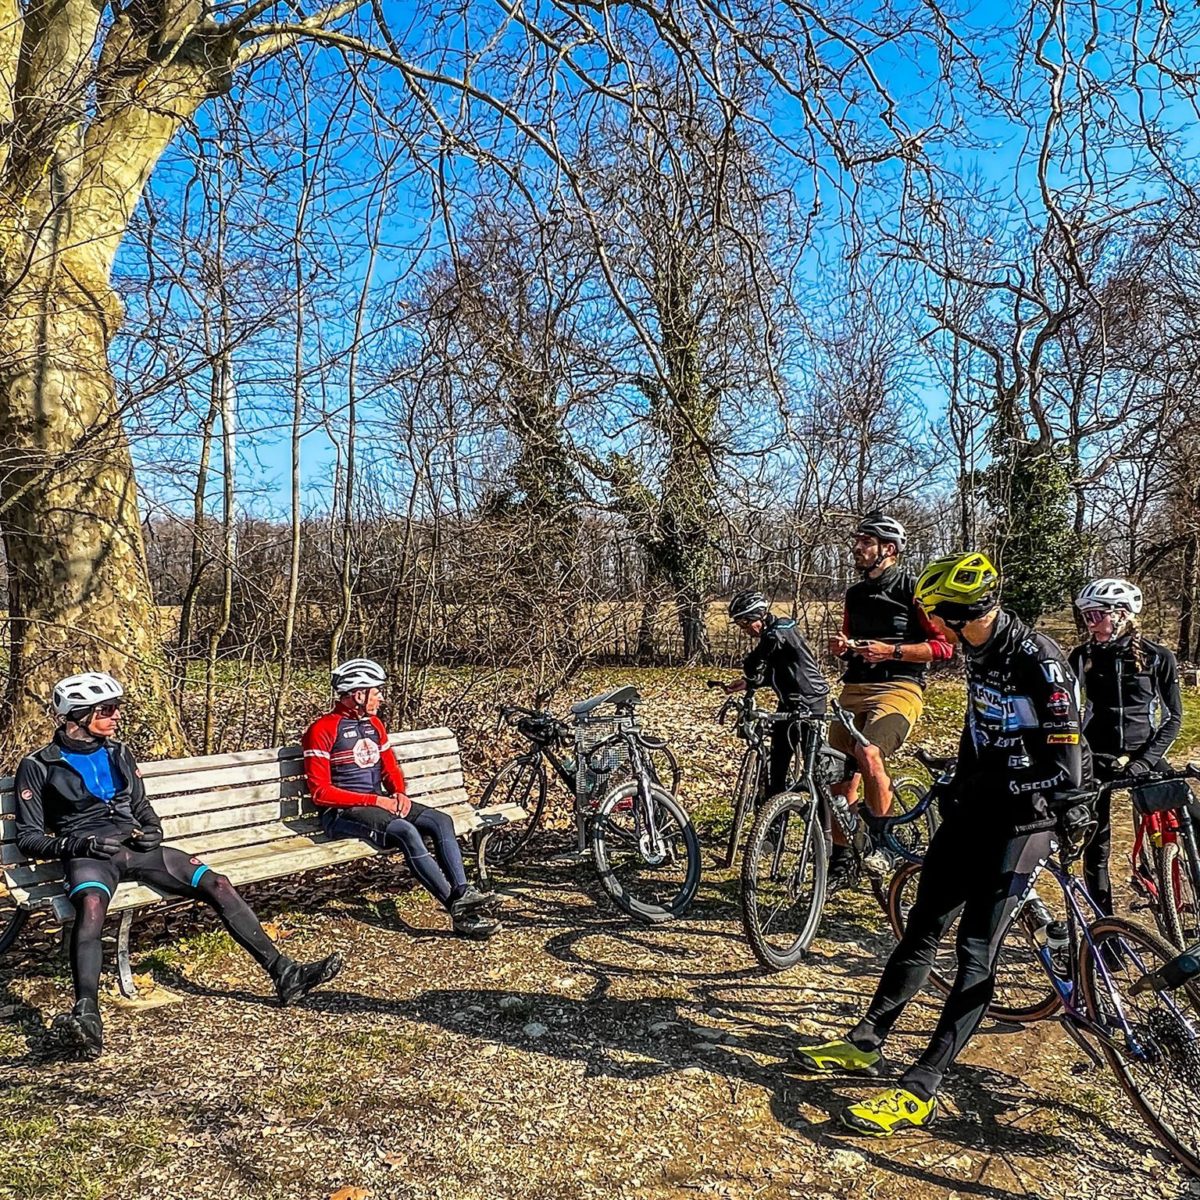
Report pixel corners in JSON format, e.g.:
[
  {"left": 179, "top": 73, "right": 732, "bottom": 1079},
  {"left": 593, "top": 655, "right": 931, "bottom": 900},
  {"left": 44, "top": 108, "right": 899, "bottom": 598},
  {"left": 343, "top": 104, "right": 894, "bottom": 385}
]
[{"left": 2, "top": 670, "right": 1199, "bottom": 1200}]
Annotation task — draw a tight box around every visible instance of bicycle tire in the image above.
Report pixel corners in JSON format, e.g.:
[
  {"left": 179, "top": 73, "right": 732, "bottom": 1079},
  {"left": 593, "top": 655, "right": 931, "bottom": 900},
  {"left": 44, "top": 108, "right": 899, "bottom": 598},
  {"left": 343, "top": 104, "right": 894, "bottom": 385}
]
[
  {"left": 649, "top": 744, "right": 682, "bottom": 796},
  {"left": 591, "top": 782, "right": 701, "bottom": 923},
  {"left": 885, "top": 860, "right": 1061, "bottom": 1024},
  {"left": 740, "top": 788, "right": 827, "bottom": 972},
  {"left": 724, "top": 749, "right": 762, "bottom": 869},
  {"left": 1078, "top": 915, "right": 1200, "bottom": 1177},
  {"left": 1157, "top": 842, "right": 1200, "bottom": 950},
  {"left": 883, "top": 774, "right": 940, "bottom": 862},
  {"left": 476, "top": 755, "right": 548, "bottom": 865}
]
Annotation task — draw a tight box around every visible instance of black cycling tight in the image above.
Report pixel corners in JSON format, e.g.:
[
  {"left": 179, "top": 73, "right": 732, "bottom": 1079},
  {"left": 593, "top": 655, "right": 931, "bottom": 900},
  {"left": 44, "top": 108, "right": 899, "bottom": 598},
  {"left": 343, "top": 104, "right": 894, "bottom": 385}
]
[
  {"left": 321, "top": 801, "right": 468, "bottom": 907},
  {"left": 65, "top": 844, "right": 280, "bottom": 1003},
  {"left": 848, "top": 812, "right": 1053, "bottom": 1099}
]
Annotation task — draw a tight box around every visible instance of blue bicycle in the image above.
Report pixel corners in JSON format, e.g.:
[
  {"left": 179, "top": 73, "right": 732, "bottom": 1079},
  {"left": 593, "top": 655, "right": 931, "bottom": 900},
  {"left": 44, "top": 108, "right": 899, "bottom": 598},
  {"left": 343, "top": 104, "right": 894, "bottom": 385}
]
[{"left": 889, "top": 784, "right": 1200, "bottom": 1175}]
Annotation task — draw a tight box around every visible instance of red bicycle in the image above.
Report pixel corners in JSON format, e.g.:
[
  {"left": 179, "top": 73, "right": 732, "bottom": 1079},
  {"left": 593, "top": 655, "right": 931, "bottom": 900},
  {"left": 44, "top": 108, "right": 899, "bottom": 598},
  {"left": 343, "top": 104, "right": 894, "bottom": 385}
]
[{"left": 1128, "top": 763, "right": 1200, "bottom": 950}]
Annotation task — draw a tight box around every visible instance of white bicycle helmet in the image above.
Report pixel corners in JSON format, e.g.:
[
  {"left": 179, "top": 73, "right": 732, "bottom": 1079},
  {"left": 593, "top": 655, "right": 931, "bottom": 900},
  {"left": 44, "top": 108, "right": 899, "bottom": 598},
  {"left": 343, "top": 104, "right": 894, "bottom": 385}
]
[
  {"left": 331, "top": 658, "right": 387, "bottom": 694},
  {"left": 728, "top": 590, "right": 769, "bottom": 622},
  {"left": 52, "top": 672, "right": 124, "bottom": 717},
  {"left": 855, "top": 511, "right": 907, "bottom": 553},
  {"left": 1075, "top": 578, "right": 1143, "bottom": 616}
]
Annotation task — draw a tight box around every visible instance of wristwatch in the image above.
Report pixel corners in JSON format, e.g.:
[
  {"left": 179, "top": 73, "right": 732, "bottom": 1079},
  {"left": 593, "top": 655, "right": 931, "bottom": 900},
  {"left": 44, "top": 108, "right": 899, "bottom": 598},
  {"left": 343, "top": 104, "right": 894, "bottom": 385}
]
[{"left": 892, "top": 645, "right": 904, "bottom": 660}]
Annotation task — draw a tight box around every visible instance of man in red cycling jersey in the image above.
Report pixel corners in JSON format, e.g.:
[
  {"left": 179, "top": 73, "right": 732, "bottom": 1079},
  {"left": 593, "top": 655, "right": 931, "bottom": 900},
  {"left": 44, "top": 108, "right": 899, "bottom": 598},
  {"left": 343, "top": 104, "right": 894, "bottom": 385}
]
[{"left": 302, "top": 659, "right": 500, "bottom": 939}]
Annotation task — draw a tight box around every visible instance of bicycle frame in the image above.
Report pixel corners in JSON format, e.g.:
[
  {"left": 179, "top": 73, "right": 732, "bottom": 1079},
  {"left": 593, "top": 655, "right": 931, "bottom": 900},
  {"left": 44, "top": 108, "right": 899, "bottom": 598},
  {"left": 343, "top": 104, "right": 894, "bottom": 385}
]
[
  {"left": 1135, "top": 802, "right": 1200, "bottom": 913},
  {"left": 1013, "top": 855, "right": 1198, "bottom": 1064}
]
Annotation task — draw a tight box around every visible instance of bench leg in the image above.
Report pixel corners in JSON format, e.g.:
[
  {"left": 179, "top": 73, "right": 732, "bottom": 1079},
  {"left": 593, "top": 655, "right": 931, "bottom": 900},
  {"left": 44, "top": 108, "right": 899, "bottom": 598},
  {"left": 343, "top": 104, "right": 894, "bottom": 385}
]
[
  {"left": 0, "top": 908, "right": 29, "bottom": 955},
  {"left": 115, "top": 911, "right": 137, "bottom": 1000},
  {"left": 474, "top": 831, "right": 493, "bottom": 891}
]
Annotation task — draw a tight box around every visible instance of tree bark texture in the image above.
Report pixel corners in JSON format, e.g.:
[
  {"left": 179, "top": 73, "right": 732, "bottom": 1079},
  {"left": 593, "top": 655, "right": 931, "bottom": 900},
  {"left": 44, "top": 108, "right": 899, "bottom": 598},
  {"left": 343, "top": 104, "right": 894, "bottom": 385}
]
[{"left": 0, "top": 1, "right": 225, "bottom": 751}]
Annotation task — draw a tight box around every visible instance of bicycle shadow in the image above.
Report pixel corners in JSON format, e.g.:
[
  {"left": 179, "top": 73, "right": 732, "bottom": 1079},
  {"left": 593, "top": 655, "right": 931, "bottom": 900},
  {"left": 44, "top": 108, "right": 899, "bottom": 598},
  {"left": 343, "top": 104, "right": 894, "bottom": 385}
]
[{"left": 306, "top": 980, "right": 1154, "bottom": 1198}]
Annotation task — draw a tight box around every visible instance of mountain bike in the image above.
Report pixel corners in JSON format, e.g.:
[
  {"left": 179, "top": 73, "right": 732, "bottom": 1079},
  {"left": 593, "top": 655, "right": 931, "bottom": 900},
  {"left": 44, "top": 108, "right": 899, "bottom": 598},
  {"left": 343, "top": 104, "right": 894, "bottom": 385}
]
[
  {"left": 476, "top": 688, "right": 680, "bottom": 866},
  {"left": 739, "top": 702, "right": 942, "bottom": 971},
  {"left": 1127, "top": 764, "right": 1200, "bottom": 949},
  {"left": 476, "top": 686, "right": 696, "bottom": 922}
]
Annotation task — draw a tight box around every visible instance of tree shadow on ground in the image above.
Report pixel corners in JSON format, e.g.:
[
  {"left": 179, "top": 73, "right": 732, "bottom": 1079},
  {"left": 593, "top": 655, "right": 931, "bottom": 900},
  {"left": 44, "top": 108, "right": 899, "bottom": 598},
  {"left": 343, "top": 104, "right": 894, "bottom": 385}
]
[{"left": 303, "top": 980, "right": 1154, "bottom": 1199}]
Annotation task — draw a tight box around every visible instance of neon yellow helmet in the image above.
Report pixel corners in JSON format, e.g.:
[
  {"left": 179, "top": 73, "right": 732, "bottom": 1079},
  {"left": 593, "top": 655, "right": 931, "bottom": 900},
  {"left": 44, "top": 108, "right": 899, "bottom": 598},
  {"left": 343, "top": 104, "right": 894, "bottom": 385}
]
[{"left": 914, "top": 551, "right": 1000, "bottom": 610}]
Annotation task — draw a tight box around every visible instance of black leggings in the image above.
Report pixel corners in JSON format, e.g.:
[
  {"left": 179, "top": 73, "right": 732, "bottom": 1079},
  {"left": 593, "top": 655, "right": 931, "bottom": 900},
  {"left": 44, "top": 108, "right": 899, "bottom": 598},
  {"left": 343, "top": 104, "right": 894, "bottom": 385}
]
[
  {"left": 64, "top": 842, "right": 280, "bottom": 1004},
  {"left": 848, "top": 812, "right": 1053, "bottom": 1099},
  {"left": 767, "top": 718, "right": 803, "bottom": 797},
  {"left": 321, "top": 801, "right": 468, "bottom": 907}
]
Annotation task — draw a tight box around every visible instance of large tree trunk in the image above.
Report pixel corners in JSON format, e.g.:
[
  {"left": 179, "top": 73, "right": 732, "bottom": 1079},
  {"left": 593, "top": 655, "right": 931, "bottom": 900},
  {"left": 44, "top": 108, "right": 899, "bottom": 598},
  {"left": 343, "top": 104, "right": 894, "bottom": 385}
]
[
  {"left": 0, "top": 342, "right": 184, "bottom": 754},
  {"left": 0, "top": 10, "right": 221, "bottom": 753}
]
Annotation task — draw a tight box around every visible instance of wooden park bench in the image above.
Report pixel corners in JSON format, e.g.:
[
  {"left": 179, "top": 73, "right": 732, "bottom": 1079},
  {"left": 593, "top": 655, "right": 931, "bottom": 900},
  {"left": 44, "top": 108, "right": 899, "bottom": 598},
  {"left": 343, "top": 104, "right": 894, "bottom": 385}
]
[{"left": 0, "top": 726, "right": 525, "bottom": 997}]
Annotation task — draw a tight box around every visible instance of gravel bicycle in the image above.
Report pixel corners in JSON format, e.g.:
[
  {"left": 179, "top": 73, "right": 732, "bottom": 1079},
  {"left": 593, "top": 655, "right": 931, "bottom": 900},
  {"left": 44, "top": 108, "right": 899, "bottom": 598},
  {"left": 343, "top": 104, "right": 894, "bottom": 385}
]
[
  {"left": 708, "top": 683, "right": 802, "bottom": 868},
  {"left": 476, "top": 686, "right": 696, "bottom": 922},
  {"left": 739, "top": 702, "right": 941, "bottom": 971},
  {"left": 887, "top": 780, "right": 1200, "bottom": 1175},
  {"left": 1126, "top": 764, "right": 1200, "bottom": 949}
]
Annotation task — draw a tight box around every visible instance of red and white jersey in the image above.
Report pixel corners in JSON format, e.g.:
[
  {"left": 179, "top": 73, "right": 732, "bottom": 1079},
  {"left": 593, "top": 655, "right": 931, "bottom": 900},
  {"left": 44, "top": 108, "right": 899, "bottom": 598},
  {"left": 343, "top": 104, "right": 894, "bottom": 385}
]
[{"left": 301, "top": 699, "right": 409, "bottom": 813}]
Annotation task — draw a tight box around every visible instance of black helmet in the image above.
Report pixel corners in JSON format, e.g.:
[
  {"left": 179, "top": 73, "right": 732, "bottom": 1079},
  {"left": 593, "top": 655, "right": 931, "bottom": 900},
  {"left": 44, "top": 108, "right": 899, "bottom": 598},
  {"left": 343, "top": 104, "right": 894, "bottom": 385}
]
[
  {"left": 855, "top": 511, "right": 907, "bottom": 553},
  {"left": 729, "top": 590, "right": 769, "bottom": 622}
]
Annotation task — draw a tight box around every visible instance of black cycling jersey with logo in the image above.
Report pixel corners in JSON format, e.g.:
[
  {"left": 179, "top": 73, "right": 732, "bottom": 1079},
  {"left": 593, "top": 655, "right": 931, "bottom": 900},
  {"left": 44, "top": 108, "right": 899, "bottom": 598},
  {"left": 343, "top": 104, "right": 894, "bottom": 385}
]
[
  {"left": 840, "top": 566, "right": 949, "bottom": 686},
  {"left": 950, "top": 609, "right": 1084, "bottom": 832},
  {"left": 1068, "top": 635, "right": 1183, "bottom": 766},
  {"left": 742, "top": 613, "right": 830, "bottom": 713},
  {"left": 14, "top": 733, "right": 162, "bottom": 859}
]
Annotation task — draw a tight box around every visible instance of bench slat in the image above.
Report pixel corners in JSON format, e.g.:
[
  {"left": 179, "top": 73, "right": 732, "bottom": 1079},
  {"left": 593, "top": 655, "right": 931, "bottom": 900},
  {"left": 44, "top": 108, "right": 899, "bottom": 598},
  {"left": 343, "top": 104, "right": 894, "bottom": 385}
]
[
  {"left": 144, "top": 759, "right": 304, "bottom": 799},
  {"left": 27, "top": 799, "right": 528, "bottom": 918}
]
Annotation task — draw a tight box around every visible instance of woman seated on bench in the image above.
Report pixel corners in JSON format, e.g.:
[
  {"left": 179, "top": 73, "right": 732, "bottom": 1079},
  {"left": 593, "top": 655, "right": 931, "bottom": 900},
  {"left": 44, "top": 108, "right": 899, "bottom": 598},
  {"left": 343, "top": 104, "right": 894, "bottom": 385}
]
[
  {"left": 302, "top": 659, "right": 500, "bottom": 940},
  {"left": 14, "top": 672, "right": 344, "bottom": 1060}
]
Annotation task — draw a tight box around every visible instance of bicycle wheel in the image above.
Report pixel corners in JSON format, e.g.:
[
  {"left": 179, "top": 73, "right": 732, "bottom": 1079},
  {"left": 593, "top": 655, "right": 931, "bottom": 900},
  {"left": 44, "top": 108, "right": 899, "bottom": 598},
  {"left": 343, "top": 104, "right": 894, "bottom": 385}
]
[
  {"left": 591, "top": 782, "right": 700, "bottom": 923},
  {"left": 1157, "top": 842, "right": 1200, "bottom": 949},
  {"left": 647, "top": 744, "right": 682, "bottom": 796},
  {"left": 883, "top": 775, "right": 940, "bottom": 862},
  {"left": 724, "top": 749, "right": 762, "bottom": 869},
  {"left": 885, "top": 861, "right": 1061, "bottom": 1023},
  {"left": 476, "top": 755, "right": 548, "bottom": 865},
  {"left": 1079, "top": 916, "right": 1200, "bottom": 1176},
  {"left": 741, "top": 788, "right": 827, "bottom": 972}
]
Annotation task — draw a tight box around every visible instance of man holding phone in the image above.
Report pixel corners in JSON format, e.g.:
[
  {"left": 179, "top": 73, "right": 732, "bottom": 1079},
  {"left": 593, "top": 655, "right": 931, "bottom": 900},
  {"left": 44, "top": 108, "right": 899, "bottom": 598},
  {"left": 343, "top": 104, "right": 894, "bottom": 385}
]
[
  {"left": 15, "top": 672, "right": 343, "bottom": 1059},
  {"left": 826, "top": 513, "right": 953, "bottom": 888}
]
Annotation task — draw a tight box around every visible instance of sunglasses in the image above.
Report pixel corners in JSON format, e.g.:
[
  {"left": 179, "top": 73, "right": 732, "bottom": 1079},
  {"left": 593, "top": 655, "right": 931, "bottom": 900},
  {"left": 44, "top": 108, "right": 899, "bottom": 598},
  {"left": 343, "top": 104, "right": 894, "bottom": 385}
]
[{"left": 93, "top": 702, "right": 122, "bottom": 717}]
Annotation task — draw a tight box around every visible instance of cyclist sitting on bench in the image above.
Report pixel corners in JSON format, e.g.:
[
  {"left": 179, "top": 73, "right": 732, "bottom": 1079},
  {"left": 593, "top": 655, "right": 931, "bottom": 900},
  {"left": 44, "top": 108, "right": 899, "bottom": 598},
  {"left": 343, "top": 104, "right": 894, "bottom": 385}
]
[
  {"left": 15, "top": 672, "right": 343, "bottom": 1060},
  {"left": 302, "top": 658, "right": 500, "bottom": 940}
]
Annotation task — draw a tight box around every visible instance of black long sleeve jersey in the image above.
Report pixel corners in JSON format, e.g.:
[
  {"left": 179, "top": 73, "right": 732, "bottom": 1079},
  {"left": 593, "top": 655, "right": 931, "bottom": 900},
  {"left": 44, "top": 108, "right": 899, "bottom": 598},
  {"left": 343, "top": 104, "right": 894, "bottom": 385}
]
[
  {"left": 14, "top": 734, "right": 162, "bottom": 859},
  {"left": 742, "top": 613, "right": 830, "bottom": 713},
  {"left": 952, "top": 610, "right": 1084, "bottom": 832},
  {"left": 1068, "top": 634, "right": 1183, "bottom": 766}
]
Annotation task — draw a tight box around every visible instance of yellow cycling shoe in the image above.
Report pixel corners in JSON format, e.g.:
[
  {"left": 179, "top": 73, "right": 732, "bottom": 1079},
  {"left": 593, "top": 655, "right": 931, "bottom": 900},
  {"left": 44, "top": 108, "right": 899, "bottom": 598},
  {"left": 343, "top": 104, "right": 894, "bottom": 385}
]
[
  {"left": 840, "top": 1087, "right": 937, "bottom": 1137},
  {"left": 791, "top": 1039, "right": 882, "bottom": 1075}
]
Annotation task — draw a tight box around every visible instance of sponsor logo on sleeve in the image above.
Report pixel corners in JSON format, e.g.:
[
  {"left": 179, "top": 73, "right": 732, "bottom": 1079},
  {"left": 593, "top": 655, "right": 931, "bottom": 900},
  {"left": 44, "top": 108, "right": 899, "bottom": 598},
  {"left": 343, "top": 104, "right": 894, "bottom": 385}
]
[
  {"left": 1047, "top": 733, "right": 1079, "bottom": 744},
  {"left": 1046, "top": 690, "right": 1071, "bottom": 717},
  {"left": 20, "top": 789, "right": 32, "bottom": 800}
]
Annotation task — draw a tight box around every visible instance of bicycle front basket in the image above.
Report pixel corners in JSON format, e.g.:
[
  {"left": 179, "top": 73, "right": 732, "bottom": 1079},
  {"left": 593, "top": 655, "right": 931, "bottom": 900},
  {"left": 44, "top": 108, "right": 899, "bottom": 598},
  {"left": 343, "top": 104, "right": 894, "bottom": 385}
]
[
  {"left": 1131, "top": 777, "right": 1194, "bottom": 815},
  {"left": 574, "top": 714, "right": 633, "bottom": 810}
]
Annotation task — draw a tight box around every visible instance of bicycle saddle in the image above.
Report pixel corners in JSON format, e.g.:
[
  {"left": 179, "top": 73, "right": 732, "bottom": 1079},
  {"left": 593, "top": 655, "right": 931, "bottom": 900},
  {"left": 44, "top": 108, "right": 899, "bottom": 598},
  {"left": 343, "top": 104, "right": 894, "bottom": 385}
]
[{"left": 570, "top": 685, "right": 641, "bottom": 716}]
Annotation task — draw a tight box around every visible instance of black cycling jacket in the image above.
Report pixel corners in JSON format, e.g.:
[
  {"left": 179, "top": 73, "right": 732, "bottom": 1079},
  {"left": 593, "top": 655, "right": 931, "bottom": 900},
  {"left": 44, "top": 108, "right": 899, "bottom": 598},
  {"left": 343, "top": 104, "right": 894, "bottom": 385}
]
[
  {"left": 14, "top": 733, "right": 162, "bottom": 859},
  {"left": 742, "top": 614, "right": 830, "bottom": 713},
  {"left": 1068, "top": 635, "right": 1183, "bottom": 766},
  {"left": 951, "top": 610, "right": 1084, "bottom": 831}
]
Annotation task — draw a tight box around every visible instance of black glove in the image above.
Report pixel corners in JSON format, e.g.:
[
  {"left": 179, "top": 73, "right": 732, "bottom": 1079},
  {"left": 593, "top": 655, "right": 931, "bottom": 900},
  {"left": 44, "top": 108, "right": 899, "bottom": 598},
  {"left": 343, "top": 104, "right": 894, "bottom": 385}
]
[
  {"left": 129, "top": 826, "right": 163, "bottom": 850},
  {"left": 1055, "top": 802, "right": 1096, "bottom": 848},
  {"left": 80, "top": 835, "right": 125, "bottom": 860},
  {"left": 1123, "top": 757, "right": 1154, "bottom": 780}
]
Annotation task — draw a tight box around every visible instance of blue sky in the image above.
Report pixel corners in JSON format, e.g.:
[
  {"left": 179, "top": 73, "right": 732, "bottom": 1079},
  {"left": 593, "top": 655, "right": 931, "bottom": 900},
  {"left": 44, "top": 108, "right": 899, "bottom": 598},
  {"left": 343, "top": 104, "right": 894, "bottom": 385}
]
[{"left": 113, "top": 0, "right": 1200, "bottom": 522}]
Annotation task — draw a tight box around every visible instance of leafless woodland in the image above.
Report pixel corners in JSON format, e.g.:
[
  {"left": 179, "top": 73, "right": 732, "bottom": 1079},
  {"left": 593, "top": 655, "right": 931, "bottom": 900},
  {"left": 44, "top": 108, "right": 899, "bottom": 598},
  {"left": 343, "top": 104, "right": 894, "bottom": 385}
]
[{"left": 2, "top": 0, "right": 1200, "bottom": 752}]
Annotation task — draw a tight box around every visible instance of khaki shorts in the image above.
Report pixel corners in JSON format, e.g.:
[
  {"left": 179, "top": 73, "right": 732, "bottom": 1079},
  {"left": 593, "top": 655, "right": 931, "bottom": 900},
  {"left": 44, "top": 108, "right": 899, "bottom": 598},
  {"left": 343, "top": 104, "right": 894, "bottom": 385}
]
[{"left": 828, "top": 681, "right": 924, "bottom": 757}]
